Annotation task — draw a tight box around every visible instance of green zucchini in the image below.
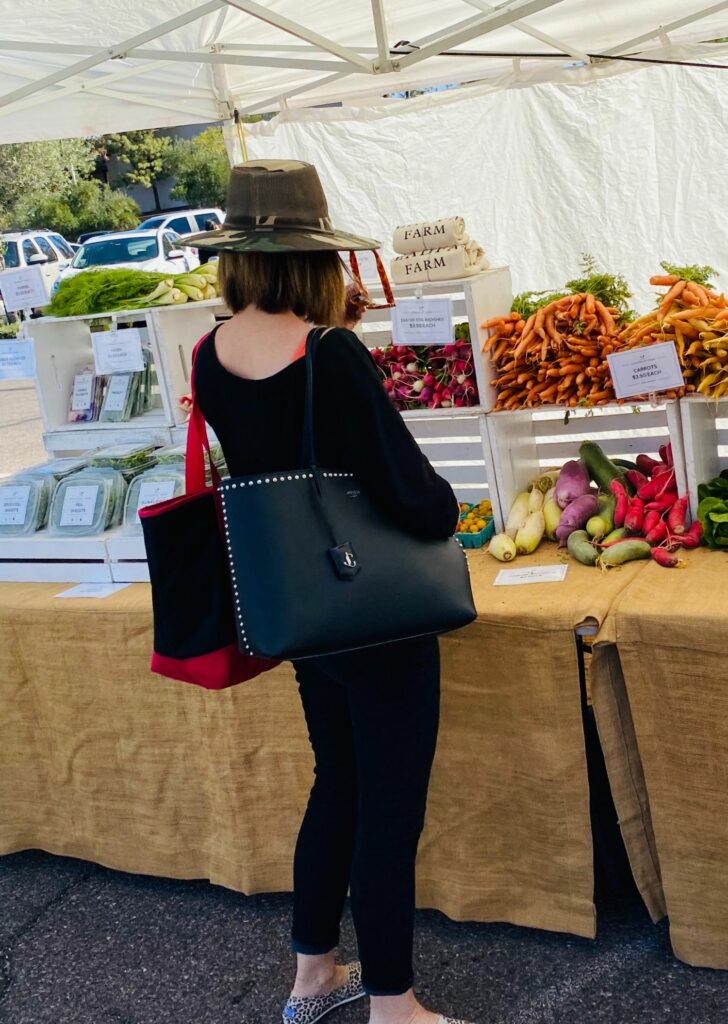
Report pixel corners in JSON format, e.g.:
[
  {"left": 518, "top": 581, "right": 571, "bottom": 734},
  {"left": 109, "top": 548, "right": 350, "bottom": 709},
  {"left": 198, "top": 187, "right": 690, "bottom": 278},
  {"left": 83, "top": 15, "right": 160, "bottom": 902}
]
[
  {"left": 613, "top": 458, "right": 638, "bottom": 472},
  {"left": 567, "top": 529, "right": 598, "bottom": 566},
  {"left": 579, "top": 440, "right": 628, "bottom": 493}
]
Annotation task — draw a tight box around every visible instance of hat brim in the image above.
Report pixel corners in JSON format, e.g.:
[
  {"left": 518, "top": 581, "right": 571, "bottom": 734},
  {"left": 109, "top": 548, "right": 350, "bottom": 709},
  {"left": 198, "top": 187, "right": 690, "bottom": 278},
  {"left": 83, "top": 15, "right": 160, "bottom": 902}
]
[{"left": 184, "top": 226, "right": 381, "bottom": 254}]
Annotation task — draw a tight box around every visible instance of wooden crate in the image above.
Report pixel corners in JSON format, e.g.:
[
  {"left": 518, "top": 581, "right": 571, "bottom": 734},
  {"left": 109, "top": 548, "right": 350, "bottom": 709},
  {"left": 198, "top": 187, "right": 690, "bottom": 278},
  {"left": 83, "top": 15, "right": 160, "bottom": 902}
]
[
  {"left": 680, "top": 397, "right": 728, "bottom": 518},
  {"left": 0, "top": 533, "right": 113, "bottom": 583},
  {"left": 486, "top": 401, "right": 687, "bottom": 519}
]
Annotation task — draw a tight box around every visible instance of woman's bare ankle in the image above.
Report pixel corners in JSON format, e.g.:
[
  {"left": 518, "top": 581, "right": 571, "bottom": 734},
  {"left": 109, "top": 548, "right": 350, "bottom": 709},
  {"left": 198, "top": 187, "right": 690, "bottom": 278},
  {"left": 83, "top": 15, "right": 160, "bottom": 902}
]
[
  {"left": 292, "top": 951, "right": 342, "bottom": 997},
  {"left": 368, "top": 989, "right": 438, "bottom": 1024}
]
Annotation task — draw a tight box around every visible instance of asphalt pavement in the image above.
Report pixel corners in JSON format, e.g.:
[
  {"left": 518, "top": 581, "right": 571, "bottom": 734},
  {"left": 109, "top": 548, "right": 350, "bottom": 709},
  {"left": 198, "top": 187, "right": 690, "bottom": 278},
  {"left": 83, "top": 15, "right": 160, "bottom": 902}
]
[
  {"left": 1, "top": 849, "right": 727, "bottom": 1024},
  {"left": 0, "top": 381, "right": 46, "bottom": 478}
]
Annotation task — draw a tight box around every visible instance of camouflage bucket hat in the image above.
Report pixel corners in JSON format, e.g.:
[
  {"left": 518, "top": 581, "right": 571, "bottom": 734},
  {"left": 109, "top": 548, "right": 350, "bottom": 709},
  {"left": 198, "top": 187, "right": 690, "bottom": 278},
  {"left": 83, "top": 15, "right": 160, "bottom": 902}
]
[{"left": 185, "top": 159, "right": 381, "bottom": 253}]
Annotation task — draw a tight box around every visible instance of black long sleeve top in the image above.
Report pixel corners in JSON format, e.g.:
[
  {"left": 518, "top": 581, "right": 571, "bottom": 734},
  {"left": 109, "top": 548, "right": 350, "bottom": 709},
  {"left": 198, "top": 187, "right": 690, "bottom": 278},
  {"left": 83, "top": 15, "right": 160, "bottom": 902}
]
[{"left": 194, "top": 325, "right": 460, "bottom": 540}]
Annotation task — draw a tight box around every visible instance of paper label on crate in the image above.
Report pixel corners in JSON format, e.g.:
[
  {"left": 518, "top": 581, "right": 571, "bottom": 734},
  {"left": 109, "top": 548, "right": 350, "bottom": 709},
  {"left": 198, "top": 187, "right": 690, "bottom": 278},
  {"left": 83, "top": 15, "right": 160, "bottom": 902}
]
[
  {"left": 0, "top": 339, "right": 36, "bottom": 380},
  {"left": 0, "top": 484, "right": 31, "bottom": 525},
  {"left": 56, "top": 583, "right": 131, "bottom": 600},
  {"left": 92, "top": 328, "right": 144, "bottom": 375},
  {"left": 0, "top": 266, "right": 50, "bottom": 312},
  {"left": 607, "top": 342, "right": 683, "bottom": 399},
  {"left": 494, "top": 564, "right": 568, "bottom": 586},
  {"left": 71, "top": 372, "right": 94, "bottom": 411},
  {"left": 391, "top": 298, "right": 454, "bottom": 346},
  {"left": 59, "top": 485, "right": 98, "bottom": 527},
  {"left": 103, "top": 374, "right": 131, "bottom": 412},
  {"left": 137, "top": 479, "right": 177, "bottom": 515}
]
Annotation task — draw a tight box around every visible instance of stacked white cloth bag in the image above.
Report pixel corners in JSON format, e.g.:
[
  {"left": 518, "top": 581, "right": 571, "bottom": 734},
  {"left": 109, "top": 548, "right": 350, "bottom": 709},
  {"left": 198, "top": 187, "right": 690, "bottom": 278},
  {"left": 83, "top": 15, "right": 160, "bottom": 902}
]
[{"left": 390, "top": 216, "right": 490, "bottom": 285}]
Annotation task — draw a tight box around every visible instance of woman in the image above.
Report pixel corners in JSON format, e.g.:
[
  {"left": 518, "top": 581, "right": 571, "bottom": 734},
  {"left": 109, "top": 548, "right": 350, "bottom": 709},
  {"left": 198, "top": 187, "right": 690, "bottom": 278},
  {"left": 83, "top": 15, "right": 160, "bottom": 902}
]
[{"left": 188, "top": 160, "right": 474, "bottom": 1024}]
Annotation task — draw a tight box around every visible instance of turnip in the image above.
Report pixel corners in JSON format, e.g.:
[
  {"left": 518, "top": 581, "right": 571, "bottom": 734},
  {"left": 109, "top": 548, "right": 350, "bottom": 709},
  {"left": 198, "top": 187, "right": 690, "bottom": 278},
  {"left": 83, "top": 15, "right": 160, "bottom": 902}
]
[
  {"left": 554, "top": 460, "right": 591, "bottom": 509},
  {"left": 555, "top": 494, "right": 599, "bottom": 546}
]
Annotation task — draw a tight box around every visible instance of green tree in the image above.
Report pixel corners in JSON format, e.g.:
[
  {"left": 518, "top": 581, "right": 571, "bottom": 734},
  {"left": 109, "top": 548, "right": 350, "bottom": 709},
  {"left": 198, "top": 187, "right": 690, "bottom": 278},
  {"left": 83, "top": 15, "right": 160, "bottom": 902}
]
[
  {"left": 0, "top": 138, "right": 95, "bottom": 217},
  {"left": 104, "top": 130, "right": 172, "bottom": 210},
  {"left": 165, "top": 127, "right": 230, "bottom": 208},
  {"left": 13, "top": 181, "right": 140, "bottom": 239}
]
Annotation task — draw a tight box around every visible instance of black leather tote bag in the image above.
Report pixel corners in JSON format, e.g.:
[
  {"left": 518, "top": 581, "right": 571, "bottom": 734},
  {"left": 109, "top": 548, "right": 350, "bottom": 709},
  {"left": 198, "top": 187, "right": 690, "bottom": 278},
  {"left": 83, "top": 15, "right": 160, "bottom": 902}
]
[{"left": 220, "top": 329, "right": 476, "bottom": 661}]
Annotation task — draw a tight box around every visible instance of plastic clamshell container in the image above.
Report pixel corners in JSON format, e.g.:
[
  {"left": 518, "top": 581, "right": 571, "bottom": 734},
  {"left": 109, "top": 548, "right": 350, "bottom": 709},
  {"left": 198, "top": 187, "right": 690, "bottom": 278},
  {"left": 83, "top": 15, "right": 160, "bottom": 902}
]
[
  {"left": 25, "top": 456, "right": 92, "bottom": 482},
  {"left": 154, "top": 443, "right": 186, "bottom": 464},
  {"left": 123, "top": 466, "right": 185, "bottom": 534},
  {"left": 49, "top": 468, "right": 127, "bottom": 536},
  {"left": 90, "top": 443, "right": 158, "bottom": 470},
  {"left": 0, "top": 475, "right": 51, "bottom": 536}
]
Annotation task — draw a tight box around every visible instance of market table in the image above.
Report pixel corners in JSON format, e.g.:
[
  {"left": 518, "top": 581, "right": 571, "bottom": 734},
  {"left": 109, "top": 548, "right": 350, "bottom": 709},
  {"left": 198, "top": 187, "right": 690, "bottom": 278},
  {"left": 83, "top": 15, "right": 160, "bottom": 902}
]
[
  {"left": 0, "top": 550, "right": 648, "bottom": 941},
  {"left": 591, "top": 547, "right": 728, "bottom": 970}
]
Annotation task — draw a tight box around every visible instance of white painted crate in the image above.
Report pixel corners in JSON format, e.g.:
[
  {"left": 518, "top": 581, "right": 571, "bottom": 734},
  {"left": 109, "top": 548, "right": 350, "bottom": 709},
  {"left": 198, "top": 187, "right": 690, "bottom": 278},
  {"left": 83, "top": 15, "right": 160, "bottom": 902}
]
[
  {"left": 106, "top": 533, "right": 149, "bottom": 583},
  {"left": 0, "top": 532, "right": 113, "bottom": 583},
  {"left": 680, "top": 397, "right": 728, "bottom": 518},
  {"left": 486, "top": 401, "right": 687, "bottom": 519},
  {"left": 28, "top": 311, "right": 172, "bottom": 453},
  {"left": 360, "top": 269, "right": 512, "bottom": 526}
]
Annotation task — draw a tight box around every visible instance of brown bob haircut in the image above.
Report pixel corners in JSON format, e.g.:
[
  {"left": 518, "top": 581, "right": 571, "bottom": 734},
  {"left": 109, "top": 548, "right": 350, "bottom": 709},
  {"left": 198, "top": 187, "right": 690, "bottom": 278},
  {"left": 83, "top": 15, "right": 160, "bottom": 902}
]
[{"left": 218, "top": 251, "right": 346, "bottom": 326}]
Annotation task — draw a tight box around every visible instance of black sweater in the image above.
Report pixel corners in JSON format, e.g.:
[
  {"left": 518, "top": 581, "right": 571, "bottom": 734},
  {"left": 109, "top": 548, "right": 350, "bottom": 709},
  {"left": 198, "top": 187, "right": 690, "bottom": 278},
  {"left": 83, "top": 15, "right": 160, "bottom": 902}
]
[{"left": 194, "top": 326, "right": 459, "bottom": 540}]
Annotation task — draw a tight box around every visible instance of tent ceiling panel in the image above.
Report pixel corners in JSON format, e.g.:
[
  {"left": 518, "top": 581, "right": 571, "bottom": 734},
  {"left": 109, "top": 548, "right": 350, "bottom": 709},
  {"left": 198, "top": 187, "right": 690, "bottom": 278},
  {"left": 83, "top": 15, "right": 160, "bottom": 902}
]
[{"left": 0, "top": 0, "right": 726, "bottom": 142}]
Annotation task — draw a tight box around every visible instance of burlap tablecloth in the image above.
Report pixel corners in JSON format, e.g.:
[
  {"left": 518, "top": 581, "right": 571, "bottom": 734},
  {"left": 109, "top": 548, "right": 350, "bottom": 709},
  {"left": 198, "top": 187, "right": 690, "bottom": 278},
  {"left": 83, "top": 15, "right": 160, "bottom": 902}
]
[
  {"left": 591, "top": 548, "right": 728, "bottom": 969},
  {"left": 0, "top": 550, "right": 648, "bottom": 940}
]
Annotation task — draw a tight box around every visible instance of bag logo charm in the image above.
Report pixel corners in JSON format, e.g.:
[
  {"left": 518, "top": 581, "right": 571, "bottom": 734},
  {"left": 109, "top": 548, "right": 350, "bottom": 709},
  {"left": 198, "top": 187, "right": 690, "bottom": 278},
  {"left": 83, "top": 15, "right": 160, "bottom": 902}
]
[{"left": 329, "top": 541, "right": 361, "bottom": 580}]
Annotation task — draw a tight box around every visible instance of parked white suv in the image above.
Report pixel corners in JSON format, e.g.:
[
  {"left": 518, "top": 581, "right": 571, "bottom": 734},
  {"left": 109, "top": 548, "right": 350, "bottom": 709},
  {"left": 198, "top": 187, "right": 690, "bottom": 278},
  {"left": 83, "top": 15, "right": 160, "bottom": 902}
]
[
  {"left": 0, "top": 230, "right": 76, "bottom": 319},
  {"left": 55, "top": 229, "right": 199, "bottom": 289},
  {"left": 137, "top": 208, "right": 224, "bottom": 238},
  {"left": 1, "top": 230, "right": 75, "bottom": 276}
]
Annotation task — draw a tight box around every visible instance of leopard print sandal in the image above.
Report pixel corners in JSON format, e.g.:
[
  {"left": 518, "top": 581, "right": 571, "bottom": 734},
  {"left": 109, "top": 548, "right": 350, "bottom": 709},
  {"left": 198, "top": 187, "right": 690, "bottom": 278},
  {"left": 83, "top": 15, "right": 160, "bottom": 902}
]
[{"left": 282, "top": 961, "right": 365, "bottom": 1024}]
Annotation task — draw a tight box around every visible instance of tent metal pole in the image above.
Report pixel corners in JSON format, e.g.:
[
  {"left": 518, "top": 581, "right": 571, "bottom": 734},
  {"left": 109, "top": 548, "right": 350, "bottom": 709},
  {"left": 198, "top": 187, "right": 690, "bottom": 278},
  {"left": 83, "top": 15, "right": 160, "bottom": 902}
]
[
  {"left": 236, "top": 69, "right": 355, "bottom": 116},
  {"left": 0, "top": 0, "right": 225, "bottom": 111},
  {"left": 123, "top": 50, "right": 359, "bottom": 72},
  {"left": 603, "top": 0, "right": 728, "bottom": 57},
  {"left": 394, "top": 0, "right": 567, "bottom": 70},
  {"left": 460, "top": 0, "right": 589, "bottom": 62},
  {"left": 371, "top": 0, "right": 391, "bottom": 68},
  {"left": 222, "top": 0, "right": 374, "bottom": 72}
]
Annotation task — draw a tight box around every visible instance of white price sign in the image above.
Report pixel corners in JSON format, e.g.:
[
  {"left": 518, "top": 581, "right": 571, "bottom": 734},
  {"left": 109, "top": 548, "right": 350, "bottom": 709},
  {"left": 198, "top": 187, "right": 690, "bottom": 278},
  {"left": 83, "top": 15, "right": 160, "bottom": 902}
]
[
  {"left": 494, "top": 564, "right": 568, "bottom": 586},
  {"left": 0, "top": 339, "right": 36, "bottom": 380},
  {"left": 56, "top": 583, "right": 131, "bottom": 600},
  {"left": 391, "top": 298, "right": 454, "bottom": 347},
  {"left": 71, "top": 372, "right": 94, "bottom": 412},
  {"left": 0, "top": 266, "right": 50, "bottom": 312},
  {"left": 0, "top": 484, "right": 31, "bottom": 526},
  {"left": 59, "top": 485, "right": 98, "bottom": 528},
  {"left": 92, "top": 328, "right": 144, "bottom": 375},
  {"left": 136, "top": 479, "right": 177, "bottom": 516},
  {"left": 607, "top": 342, "right": 684, "bottom": 400},
  {"left": 103, "top": 374, "right": 131, "bottom": 413}
]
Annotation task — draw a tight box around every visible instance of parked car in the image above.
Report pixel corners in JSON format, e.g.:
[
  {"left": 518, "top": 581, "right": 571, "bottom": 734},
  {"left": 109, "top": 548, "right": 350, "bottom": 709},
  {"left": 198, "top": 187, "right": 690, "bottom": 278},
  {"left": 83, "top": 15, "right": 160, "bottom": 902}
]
[
  {"left": 137, "top": 208, "right": 224, "bottom": 238},
  {"left": 0, "top": 230, "right": 76, "bottom": 319},
  {"left": 55, "top": 229, "right": 200, "bottom": 290},
  {"left": 1, "top": 230, "right": 75, "bottom": 277},
  {"left": 76, "top": 230, "right": 112, "bottom": 245}
]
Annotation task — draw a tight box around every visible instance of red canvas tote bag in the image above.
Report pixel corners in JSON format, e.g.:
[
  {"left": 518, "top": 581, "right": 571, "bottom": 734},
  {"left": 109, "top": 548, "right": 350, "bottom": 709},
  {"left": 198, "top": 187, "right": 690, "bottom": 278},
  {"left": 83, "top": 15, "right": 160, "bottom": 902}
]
[{"left": 139, "top": 335, "right": 279, "bottom": 689}]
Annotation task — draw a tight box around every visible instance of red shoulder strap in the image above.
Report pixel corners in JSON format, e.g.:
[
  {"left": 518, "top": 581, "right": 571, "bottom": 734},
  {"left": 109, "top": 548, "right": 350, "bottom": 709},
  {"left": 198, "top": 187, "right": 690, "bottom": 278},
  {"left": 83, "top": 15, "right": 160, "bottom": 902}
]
[{"left": 185, "top": 334, "right": 220, "bottom": 494}]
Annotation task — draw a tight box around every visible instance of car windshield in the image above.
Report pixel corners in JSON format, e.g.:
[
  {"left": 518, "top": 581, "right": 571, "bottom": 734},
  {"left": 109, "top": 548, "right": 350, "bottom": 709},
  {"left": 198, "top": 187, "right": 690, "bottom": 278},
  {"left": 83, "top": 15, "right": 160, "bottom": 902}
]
[
  {"left": 138, "top": 216, "right": 165, "bottom": 230},
  {"left": 72, "top": 236, "right": 159, "bottom": 268},
  {"left": 1, "top": 241, "right": 20, "bottom": 268}
]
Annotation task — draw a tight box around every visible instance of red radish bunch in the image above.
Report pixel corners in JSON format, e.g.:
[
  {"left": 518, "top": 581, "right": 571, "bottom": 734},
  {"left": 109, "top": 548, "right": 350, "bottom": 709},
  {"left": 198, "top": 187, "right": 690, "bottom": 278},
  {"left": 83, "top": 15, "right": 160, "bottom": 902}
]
[
  {"left": 609, "top": 442, "right": 702, "bottom": 565},
  {"left": 371, "top": 327, "right": 480, "bottom": 412}
]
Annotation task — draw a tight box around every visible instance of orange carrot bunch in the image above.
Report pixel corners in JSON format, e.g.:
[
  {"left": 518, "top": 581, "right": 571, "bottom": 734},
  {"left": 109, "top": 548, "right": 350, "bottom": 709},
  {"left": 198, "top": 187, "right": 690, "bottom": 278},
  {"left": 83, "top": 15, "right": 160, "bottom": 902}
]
[
  {"left": 620, "top": 275, "right": 728, "bottom": 398},
  {"left": 482, "top": 293, "right": 625, "bottom": 411}
]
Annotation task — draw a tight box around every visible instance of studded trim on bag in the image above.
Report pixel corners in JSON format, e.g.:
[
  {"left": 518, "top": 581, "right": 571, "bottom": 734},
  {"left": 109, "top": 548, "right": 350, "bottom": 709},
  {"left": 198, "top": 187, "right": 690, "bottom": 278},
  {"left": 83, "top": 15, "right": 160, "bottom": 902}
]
[
  {"left": 219, "top": 472, "right": 355, "bottom": 655},
  {"left": 282, "top": 961, "right": 365, "bottom": 1024}
]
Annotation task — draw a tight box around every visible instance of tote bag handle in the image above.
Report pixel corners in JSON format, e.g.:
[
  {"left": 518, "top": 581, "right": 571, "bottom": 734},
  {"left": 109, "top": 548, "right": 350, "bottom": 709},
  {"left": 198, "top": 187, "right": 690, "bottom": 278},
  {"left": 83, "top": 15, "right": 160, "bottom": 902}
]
[{"left": 185, "top": 336, "right": 222, "bottom": 495}]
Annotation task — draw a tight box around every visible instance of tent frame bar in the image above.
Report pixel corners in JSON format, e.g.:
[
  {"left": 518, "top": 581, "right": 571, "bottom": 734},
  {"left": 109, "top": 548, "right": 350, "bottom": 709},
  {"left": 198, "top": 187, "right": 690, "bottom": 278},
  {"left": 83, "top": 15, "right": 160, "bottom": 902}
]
[
  {"left": 604, "top": 0, "right": 728, "bottom": 57},
  {"left": 461, "top": 0, "right": 589, "bottom": 62},
  {"left": 222, "top": 0, "right": 374, "bottom": 72},
  {"left": 0, "top": 0, "right": 225, "bottom": 111},
  {"left": 394, "top": 0, "right": 567, "bottom": 70}
]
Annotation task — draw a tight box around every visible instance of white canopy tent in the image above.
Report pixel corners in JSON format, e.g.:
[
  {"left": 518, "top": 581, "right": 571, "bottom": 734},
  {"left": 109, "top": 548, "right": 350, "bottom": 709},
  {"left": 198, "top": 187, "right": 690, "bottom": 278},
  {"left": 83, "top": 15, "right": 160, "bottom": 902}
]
[{"left": 0, "top": 1, "right": 727, "bottom": 142}]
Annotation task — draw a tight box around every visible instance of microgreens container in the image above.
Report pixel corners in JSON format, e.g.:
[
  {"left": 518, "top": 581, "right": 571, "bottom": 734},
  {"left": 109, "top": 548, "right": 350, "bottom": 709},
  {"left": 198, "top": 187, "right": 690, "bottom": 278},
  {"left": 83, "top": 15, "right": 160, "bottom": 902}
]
[
  {"left": 123, "top": 466, "right": 185, "bottom": 534},
  {"left": 0, "top": 475, "right": 51, "bottom": 536},
  {"left": 49, "top": 468, "right": 127, "bottom": 536}
]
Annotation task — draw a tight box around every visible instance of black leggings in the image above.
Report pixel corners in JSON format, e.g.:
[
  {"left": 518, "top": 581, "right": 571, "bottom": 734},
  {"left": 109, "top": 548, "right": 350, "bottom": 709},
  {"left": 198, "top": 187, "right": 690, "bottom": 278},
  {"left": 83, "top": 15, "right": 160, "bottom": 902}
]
[{"left": 291, "top": 636, "right": 440, "bottom": 996}]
